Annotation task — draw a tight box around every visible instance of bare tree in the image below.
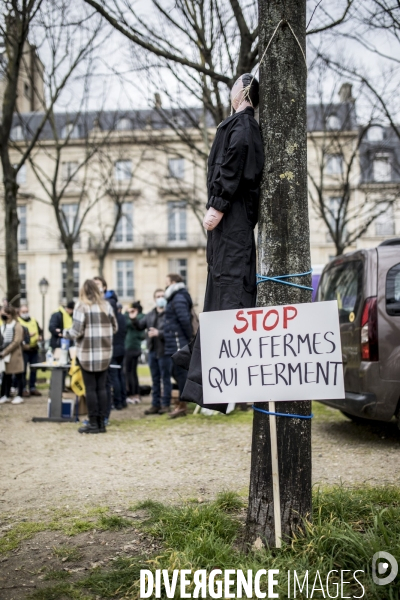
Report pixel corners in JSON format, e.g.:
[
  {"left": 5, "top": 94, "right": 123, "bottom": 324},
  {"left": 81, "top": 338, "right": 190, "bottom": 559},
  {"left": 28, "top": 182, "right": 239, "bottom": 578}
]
[
  {"left": 88, "top": 146, "right": 145, "bottom": 276},
  {"left": 0, "top": 0, "right": 103, "bottom": 304},
  {"left": 84, "top": 0, "right": 354, "bottom": 126},
  {"left": 28, "top": 106, "right": 116, "bottom": 301},
  {"left": 0, "top": 1, "right": 43, "bottom": 306},
  {"left": 307, "top": 71, "right": 400, "bottom": 255},
  {"left": 308, "top": 0, "right": 400, "bottom": 140}
]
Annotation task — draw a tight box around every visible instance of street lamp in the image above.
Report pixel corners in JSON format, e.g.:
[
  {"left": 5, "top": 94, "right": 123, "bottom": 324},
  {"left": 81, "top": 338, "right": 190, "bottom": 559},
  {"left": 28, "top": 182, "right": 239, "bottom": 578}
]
[{"left": 39, "top": 277, "right": 49, "bottom": 337}]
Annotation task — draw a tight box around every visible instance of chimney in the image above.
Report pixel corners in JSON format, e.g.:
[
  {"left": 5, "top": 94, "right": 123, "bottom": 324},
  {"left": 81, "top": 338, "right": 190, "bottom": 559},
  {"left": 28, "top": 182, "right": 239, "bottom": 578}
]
[
  {"left": 339, "top": 83, "right": 355, "bottom": 103},
  {"left": 154, "top": 92, "right": 162, "bottom": 109}
]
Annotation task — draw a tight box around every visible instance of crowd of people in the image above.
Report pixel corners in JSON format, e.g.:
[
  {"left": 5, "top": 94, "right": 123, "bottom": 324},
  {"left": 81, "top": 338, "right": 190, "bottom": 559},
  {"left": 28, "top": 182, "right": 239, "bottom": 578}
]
[{"left": 0, "top": 273, "right": 195, "bottom": 433}]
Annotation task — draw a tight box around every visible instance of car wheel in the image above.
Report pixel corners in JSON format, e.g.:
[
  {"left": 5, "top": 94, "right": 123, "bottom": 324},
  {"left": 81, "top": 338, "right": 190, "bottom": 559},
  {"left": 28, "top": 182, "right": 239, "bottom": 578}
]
[{"left": 340, "top": 410, "right": 370, "bottom": 424}]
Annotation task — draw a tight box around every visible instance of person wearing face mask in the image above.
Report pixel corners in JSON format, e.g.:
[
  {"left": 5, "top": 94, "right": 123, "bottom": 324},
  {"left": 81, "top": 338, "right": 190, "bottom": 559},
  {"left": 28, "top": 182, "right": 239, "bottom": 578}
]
[
  {"left": 129, "top": 289, "right": 170, "bottom": 415},
  {"left": 18, "top": 304, "right": 43, "bottom": 397},
  {"left": 0, "top": 305, "right": 25, "bottom": 405}
]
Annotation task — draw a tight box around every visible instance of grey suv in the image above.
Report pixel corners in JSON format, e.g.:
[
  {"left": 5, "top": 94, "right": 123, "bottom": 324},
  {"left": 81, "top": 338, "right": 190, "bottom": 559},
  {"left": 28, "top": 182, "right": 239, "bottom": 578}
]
[{"left": 317, "top": 239, "right": 400, "bottom": 423}]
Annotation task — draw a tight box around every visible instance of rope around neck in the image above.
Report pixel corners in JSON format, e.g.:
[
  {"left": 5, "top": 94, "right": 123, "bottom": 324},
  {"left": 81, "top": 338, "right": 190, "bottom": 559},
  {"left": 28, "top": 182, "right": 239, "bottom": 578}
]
[
  {"left": 256, "top": 19, "right": 308, "bottom": 79},
  {"left": 231, "top": 19, "right": 307, "bottom": 115}
]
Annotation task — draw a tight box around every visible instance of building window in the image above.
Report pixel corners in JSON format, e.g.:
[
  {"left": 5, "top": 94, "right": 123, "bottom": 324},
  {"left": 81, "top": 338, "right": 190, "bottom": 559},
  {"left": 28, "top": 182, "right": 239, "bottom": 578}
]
[
  {"left": 15, "top": 163, "right": 26, "bottom": 185},
  {"left": 373, "top": 154, "right": 391, "bottom": 182},
  {"left": 375, "top": 202, "right": 395, "bottom": 236},
  {"left": 61, "top": 203, "right": 79, "bottom": 236},
  {"left": 168, "top": 258, "right": 187, "bottom": 285},
  {"left": 168, "top": 158, "right": 184, "bottom": 179},
  {"left": 114, "top": 160, "right": 132, "bottom": 181},
  {"left": 62, "top": 161, "right": 79, "bottom": 182},
  {"left": 168, "top": 201, "right": 187, "bottom": 241},
  {"left": 19, "top": 263, "right": 27, "bottom": 299},
  {"left": 61, "top": 262, "right": 80, "bottom": 300},
  {"left": 116, "top": 260, "right": 134, "bottom": 299},
  {"left": 10, "top": 125, "right": 23, "bottom": 141},
  {"left": 368, "top": 126, "right": 384, "bottom": 142},
  {"left": 326, "top": 114, "right": 340, "bottom": 130},
  {"left": 114, "top": 202, "right": 133, "bottom": 243},
  {"left": 24, "top": 82, "right": 30, "bottom": 99},
  {"left": 115, "top": 117, "right": 132, "bottom": 131},
  {"left": 61, "top": 122, "right": 80, "bottom": 139},
  {"left": 325, "top": 154, "right": 343, "bottom": 175},
  {"left": 17, "top": 205, "right": 27, "bottom": 249}
]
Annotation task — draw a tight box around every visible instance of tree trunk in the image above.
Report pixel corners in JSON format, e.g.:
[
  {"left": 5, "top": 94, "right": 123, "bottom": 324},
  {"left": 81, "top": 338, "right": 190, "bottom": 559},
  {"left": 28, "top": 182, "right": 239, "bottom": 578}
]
[
  {"left": 98, "top": 251, "right": 105, "bottom": 278},
  {"left": 65, "top": 245, "right": 75, "bottom": 303},
  {"left": 245, "top": 0, "right": 312, "bottom": 548},
  {"left": 3, "top": 172, "right": 21, "bottom": 306}
]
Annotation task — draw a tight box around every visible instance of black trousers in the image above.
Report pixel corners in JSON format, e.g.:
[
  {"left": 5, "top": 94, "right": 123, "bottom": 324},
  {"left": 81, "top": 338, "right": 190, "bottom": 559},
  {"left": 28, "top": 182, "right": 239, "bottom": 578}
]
[
  {"left": 1, "top": 373, "right": 23, "bottom": 398},
  {"left": 124, "top": 349, "right": 140, "bottom": 396},
  {"left": 81, "top": 368, "right": 108, "bottom": 419}
]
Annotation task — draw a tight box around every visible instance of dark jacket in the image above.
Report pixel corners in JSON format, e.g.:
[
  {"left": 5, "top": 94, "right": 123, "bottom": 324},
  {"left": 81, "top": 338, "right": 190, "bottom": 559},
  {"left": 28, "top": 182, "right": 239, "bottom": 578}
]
[
  {"left": 113, "top": 312, "right": 127, "bottom": 358},
  {"left": 164, "top": 283, "right": 193, "bottom": 356},
  {"left": 124, "top": 312, "right": 145, "bottom": 354},
  {"left": 49, "top": 311, "right": 63, "bottom": 349},
  {"left": 205, "top": 106, "right": 264, "bottom": 311},
  {"left": 49, "top": 308, "right": 74, "bottom": 350},
  {"left": 105, "top": 290, "right": 118, "bottom": 315},
  {"left": 133, "top": 308, "right": 166, "bottom": 358},
  {"left": 178, "top": 107, "right": 264, "bottom": 413}
]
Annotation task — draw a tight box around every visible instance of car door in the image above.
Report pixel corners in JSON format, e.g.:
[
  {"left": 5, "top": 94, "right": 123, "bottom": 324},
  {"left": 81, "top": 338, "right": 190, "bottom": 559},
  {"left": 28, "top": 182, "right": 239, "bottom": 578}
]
[
  {"left": 317, "top": 258, "right": 364, "bottom": 391},
  {"left": 377, "top": 247, "right": 400, "bottom": 382}
]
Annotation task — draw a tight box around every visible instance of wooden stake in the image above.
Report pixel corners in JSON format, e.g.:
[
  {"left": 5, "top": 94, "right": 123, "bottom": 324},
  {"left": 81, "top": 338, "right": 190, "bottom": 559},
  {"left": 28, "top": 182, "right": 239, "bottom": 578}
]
[{"left": 268, "top": 401, "right": 282, "bottom": 548}]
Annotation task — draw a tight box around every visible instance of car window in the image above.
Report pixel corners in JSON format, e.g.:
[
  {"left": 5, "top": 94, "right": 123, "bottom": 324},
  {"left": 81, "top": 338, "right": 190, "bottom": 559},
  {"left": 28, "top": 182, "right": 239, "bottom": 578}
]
[
  {"left": 317, "top": 261, "right": 363, "bottom": 323},
  {"left": 386, "top": 263, "right": 400, "bottom": 316}
]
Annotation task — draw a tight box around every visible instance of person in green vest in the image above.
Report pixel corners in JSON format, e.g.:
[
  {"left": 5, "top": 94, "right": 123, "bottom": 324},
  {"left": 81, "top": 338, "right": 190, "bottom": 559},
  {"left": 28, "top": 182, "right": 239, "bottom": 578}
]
[
  {"left": 49, "top": 301, "right": 75, "bottom": 350},
  {"left": 18, "top": 304, "right": 43, "bottom": 397}
]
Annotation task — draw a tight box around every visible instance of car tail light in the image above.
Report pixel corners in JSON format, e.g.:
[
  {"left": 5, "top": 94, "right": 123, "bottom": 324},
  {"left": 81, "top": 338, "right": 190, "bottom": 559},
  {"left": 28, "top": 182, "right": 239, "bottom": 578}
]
[{"left": 360, "top": 297, "right": 379, "bottom": 361}]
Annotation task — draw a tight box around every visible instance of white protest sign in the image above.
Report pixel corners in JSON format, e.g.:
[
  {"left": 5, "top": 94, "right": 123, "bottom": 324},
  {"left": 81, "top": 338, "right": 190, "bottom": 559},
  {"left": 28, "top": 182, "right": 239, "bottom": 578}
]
[{"left": 200, "top": 300, "right": 344, "bottom": 405}]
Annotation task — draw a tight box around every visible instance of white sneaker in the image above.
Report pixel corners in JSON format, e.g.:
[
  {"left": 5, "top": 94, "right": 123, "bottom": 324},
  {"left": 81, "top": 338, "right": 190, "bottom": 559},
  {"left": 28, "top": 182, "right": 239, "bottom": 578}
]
[
  {"left": 0, "top": 396, "right": 11, "bottom": 404},
  {"left": 11, "top": 396, "right": 24, "bottom": 405}
]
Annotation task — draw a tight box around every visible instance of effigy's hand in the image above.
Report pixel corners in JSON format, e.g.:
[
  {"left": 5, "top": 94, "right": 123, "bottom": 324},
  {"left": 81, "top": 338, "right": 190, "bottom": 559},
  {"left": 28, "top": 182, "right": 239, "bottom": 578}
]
[{"left": 203, "top": 207, "right": 224, "bottom": 231}]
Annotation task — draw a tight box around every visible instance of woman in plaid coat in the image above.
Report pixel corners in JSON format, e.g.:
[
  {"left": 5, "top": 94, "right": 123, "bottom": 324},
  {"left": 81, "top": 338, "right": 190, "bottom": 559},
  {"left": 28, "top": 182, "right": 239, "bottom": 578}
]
[{"left": 64, "top": 279, "right": 117, "bottom": 434}]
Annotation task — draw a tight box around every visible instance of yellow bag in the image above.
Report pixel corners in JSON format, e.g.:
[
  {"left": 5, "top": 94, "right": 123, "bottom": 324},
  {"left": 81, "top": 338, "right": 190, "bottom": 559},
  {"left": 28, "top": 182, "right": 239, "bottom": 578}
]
[{"left": 69, "top": 357, "right": 86, "bottom": 397}]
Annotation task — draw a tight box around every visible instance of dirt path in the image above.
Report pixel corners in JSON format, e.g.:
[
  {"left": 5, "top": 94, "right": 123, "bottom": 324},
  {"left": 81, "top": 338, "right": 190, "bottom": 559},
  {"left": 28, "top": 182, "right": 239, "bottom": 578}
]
[{"left": 1, "top": 394, "right": 399, "bottom": 519}]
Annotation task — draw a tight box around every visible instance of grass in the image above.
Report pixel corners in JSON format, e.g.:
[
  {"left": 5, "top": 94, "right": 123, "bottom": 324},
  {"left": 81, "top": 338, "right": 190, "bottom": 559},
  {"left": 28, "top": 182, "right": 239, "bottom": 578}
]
[
  {"left": 0, "top": 521, "right": 58, "bottom": 554},
  {"left": 97, "top": 514, "right": 132, "bottom": 530},
  {"left": 53, "top": 546, "right": 83, "bottom": 562},
  {"left": 28, "top": 583, "right": 91, "bottom": 600},
  {"left": 137, "top": 364, "right": 151, "bottom": 379},
  {"left": 0, "top": 507, "right": 134, "bottom": 555},
  {"left": 111, "top": 401, "right": 342, "bottom": 433},
  {"left": 25, "top": 486, "right": 400, "bottom": 599},
  {"left": 43, "top": 569, "right": 71, "bottom": 581}
]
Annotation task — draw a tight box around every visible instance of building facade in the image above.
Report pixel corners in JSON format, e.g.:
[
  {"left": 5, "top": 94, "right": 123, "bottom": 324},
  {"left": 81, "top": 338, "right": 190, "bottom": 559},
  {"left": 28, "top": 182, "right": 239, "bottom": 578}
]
[{"left": 1, "top": 89, "right": 399, "bottom": 329}]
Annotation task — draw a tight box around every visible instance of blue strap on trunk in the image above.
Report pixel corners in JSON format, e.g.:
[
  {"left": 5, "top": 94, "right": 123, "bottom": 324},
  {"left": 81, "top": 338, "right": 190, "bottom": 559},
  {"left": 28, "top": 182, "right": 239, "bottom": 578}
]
[
  {"left": 256, "top": 270, "right": 313, "bottom": 291},
  {"left": 252, "top": 405, "right": 314, "bottom": 419}
]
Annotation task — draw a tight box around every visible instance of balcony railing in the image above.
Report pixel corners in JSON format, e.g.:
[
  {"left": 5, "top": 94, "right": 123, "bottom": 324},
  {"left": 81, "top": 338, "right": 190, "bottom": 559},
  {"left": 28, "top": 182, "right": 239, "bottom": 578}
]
[{"left": 89, "top": 233, "right": 207, "bottom": 251}]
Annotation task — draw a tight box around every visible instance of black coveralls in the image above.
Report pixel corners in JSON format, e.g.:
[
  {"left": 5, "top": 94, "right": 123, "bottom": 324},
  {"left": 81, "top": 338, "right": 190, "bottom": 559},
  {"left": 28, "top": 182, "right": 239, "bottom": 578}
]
[{"left": 176, "top": 106, "right": 264, "bottom": 410}]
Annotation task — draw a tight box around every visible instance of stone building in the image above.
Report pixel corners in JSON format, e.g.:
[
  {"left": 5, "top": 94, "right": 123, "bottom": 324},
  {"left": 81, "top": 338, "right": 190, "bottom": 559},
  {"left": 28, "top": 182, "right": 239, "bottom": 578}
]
[{"left": 1, "top": 60, "right": 399, "bottom": 328}]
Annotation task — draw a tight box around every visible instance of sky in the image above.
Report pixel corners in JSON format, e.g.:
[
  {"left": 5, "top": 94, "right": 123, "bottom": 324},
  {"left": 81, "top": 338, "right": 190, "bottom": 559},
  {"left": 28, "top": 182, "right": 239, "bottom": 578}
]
[{"left": 24, "top": 0, "right": 400, "bottom": 125}]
